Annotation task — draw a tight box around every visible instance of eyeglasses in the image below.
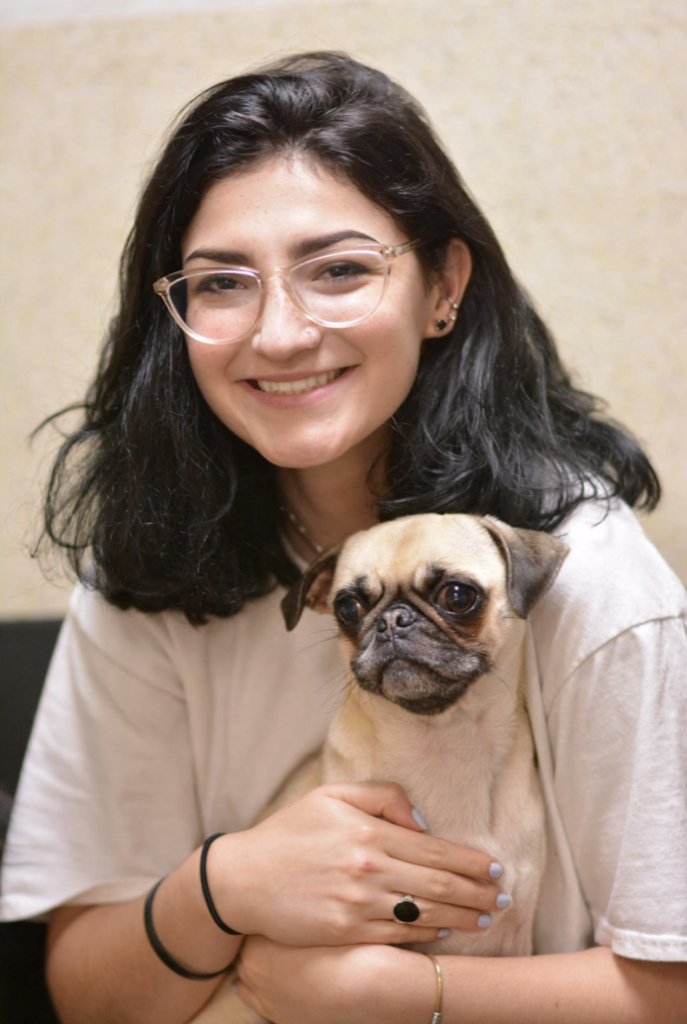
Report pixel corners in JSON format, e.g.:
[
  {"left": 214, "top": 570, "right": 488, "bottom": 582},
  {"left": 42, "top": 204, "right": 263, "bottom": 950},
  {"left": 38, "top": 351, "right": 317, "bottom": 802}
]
[{"left": 153, "top": 240, "right": 420, "bottom": 345}]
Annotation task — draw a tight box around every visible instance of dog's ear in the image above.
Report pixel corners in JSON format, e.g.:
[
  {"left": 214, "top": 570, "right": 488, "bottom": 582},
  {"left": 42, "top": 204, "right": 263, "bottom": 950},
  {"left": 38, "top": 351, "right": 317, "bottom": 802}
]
[
  {"left": 481, "top": 517, "right": 569, "bottom": 618},
  {"left": 281, "top": 545, "right": 343, "bottom": 631}
]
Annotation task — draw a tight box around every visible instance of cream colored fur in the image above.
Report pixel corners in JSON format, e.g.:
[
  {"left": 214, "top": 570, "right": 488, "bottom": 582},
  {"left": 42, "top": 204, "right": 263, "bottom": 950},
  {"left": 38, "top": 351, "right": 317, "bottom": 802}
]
[{"left": 190, "top": 514, "right": 567, "bottom": 1023}]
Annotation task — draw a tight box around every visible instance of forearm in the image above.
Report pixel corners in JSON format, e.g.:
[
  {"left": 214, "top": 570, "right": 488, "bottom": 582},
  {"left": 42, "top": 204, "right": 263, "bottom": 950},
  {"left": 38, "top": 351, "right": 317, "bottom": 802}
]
[
  {"left": 46, "top": 846, "right": 243, "bottom": 1024},
  {"left": 431, "top": 946, "right": 686, "bottom": 1024}
]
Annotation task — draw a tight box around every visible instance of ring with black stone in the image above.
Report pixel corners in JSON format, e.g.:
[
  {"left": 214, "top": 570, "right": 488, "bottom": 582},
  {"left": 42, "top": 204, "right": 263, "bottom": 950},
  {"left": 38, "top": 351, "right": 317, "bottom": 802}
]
[{"left": 393, "top": 895, "right": 420, "bottom": 923}]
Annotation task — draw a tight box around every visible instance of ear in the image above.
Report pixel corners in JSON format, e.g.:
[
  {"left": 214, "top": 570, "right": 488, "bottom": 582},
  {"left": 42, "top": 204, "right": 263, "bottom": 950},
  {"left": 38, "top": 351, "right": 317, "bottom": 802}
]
[
  {"left": 481, "top": 517, "right": 569, "bottom": 618},
  {"left": 281, "top": 544, "right": 343, "bottom": 631},
  {"left": 423, "top": 238, "right": 473, "bottom": 338}
]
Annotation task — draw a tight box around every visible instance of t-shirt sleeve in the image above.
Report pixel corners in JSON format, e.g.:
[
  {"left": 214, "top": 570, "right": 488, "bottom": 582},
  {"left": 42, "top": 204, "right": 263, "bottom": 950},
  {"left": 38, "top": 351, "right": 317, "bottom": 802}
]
[
  {"left": 547, "top": 616, "right": 687, "bottom": 961},
  {"left": 0, "top": 587, "right": 203, "bottom": 921}
]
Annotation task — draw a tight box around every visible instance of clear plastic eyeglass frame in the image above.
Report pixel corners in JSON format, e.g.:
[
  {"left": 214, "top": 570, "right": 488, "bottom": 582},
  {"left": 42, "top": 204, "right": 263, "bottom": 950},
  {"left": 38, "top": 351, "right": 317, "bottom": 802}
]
[{"left": 152, "top": 240, "right": 421, "bottom": 345}]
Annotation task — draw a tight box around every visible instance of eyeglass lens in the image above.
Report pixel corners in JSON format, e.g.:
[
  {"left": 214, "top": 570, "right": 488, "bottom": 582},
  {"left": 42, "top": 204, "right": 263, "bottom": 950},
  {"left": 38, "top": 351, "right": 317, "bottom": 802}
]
[{"left": 168, "top": 249, "right": 388, "bottom": 343}]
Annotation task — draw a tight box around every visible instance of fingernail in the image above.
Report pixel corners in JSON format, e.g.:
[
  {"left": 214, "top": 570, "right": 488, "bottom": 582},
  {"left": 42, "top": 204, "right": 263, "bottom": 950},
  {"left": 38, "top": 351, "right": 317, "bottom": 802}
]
[
  {"left": 496, "top": 893, "right": 512, "bottom": 909},
  {"left": 438, "top": 928, "right": 451, "bottom": 938},
  {"left": 412, "top": 808, "right": 428, "bottom": 830},
  {"left": 478, "top": 914, "right": 493, "bottom": 928},
  {"left": 489, "top": 862, "right": 504, "bottom": 879},
  {"left": 231, "top": 981, "right": 238, "bottom": 993}
]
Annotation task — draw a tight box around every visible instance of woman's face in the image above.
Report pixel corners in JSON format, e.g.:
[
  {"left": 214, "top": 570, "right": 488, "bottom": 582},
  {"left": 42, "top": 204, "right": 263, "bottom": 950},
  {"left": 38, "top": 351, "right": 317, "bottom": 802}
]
[{"left": 182, "top": 156, "right": 469, "bottom": 470}]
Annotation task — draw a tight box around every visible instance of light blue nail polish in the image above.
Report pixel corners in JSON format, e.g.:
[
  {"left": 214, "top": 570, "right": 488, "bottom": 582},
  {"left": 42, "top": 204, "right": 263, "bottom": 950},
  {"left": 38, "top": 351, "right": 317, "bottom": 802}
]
[
  {"left": 412, "top": 807, "right": 428, "bottom": 830},
  {"left": 489, "top": 862, "right": 504, "bottom": 879},
  {"left": 496, "top": 893, "right": 512, "bottom": 909},
  {"left": 438, "top": 928, "right": 451, "bottom": 938},
  {"left": 478, "top": 914, "right": 493, "bottom": 928}
]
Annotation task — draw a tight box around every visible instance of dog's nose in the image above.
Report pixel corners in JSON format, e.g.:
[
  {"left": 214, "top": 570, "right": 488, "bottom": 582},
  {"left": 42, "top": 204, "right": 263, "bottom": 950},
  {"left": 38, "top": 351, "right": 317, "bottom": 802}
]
[{"left": 376, "top": 604, "right": 416, "bottom": 638}]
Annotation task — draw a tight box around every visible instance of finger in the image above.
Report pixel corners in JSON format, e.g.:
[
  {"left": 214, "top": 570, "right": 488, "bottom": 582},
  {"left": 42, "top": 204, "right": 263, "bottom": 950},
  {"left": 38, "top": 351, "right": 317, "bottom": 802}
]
[
  {"left": 379, "top": 826, "right": 503, "bottom": 883},
  {"left": 379, "top": 862, "right": 504, "bottom": 913},
  {"left": 321, "top": 781, "right": 427, "bottom": 833},
  {"left": 359, "top": 920, "right": 446, "bottom": 945},
  {"left": 370, "top": 893, "right": 497, "bottom": 934}
]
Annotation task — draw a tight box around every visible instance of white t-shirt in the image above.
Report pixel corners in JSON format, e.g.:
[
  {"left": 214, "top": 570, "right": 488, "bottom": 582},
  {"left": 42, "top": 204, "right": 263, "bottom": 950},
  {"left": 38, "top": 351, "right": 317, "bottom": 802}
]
[{"left": 1, "top": 500, "right": 686, "bottom": 962}]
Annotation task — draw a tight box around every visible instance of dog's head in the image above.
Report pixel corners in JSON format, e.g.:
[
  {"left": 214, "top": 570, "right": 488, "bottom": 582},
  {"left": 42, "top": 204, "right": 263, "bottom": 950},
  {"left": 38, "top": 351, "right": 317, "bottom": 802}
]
[{"left": 282, "top": 514, "right": 568, "bottom": 716}]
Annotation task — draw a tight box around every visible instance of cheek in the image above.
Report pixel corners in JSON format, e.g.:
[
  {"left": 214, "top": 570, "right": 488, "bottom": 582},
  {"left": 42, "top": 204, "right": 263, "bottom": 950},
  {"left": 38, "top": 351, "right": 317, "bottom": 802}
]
[
  {"left": 187, "top": 342, "right": 229, "bottom": 386},
  {"left": 186, "top": 343, "right": 260, "bottom": 445},
  {"left": 186, "top": 344, "right": 235, "bottom": 413},
  {"left": 446, "top": 608, "right": 490, "bottom": 649},
  {"left": 356, "top": 311, "right": 425, "bottom": 393},
  {"left": 338, "top": 634, "right": 361, "bottom": 666},
  {"left": 451, "top": 601, "right": 508, "bottom": 656}
]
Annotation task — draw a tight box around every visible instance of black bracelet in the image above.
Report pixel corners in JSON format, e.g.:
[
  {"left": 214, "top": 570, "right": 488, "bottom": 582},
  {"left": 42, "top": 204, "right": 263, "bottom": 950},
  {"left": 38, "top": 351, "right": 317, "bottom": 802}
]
[
  {"left": 144, "top": 878, "right": 233, "bottom": 980},
  {"left": 200, "top": 832, "right": 243, "bottom": 935}
]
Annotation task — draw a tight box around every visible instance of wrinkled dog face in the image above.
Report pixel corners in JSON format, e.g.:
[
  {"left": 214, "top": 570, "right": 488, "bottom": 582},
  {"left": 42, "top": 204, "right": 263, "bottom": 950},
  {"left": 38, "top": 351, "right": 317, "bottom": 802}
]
[
  {"left": 282, "top": 513, "right": 568, "bottom": 716},
  {"left": 328, "top": 517, "right": 512, "bottom": 714}
]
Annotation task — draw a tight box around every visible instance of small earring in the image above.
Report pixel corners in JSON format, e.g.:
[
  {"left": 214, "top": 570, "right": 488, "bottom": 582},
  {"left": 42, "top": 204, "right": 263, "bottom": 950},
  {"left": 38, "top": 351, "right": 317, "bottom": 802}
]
[{"left": 435, "top": 301, "right": 460, "bottom": 332}]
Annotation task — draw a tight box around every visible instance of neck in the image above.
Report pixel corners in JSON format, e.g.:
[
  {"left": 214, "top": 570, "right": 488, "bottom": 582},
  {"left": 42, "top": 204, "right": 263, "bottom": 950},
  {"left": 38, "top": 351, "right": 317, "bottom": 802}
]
[{"left": 278, "top": 426, "right": 390, "bottom": 553}]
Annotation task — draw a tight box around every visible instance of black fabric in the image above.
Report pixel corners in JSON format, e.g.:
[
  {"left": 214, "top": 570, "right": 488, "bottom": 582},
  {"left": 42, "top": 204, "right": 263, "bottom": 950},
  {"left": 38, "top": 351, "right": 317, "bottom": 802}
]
[
  {"left": 0, "top": 619, "right": 63, "bottom": 801},
  {"left": 0, "top": 618, "right": 62, "bottom": 1024},
  {"left": 0, "top": 922, "right": 59, "bottom": 1024}
]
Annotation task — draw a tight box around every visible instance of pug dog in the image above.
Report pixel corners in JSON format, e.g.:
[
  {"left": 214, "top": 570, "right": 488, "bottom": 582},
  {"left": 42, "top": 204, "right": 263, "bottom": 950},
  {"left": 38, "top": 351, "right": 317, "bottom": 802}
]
[{"left": 191, "top": 513, "right": 568, "bottom": 1023}]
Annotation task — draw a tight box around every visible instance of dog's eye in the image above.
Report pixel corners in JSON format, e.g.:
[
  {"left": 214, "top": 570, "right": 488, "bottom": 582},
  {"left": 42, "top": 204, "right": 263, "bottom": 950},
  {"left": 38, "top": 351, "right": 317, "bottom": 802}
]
[
  {"left": 436, "top": 582, "right": 479, "bottom": 615},
  {"left": 334, "top": 596, "right": 365, "bottom": 628}
]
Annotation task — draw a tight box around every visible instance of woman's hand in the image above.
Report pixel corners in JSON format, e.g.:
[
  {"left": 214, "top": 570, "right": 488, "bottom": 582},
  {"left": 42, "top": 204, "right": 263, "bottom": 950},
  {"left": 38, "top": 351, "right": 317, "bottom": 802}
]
[
  {"left": 234, "top": 935, "right": 433, "bottom": 1024},
  {"left": 236, "top": 939, "right": 687, "bottom": 1024},
  {"left": 208, "top": 781, "right": 506, "bottom": 947}
]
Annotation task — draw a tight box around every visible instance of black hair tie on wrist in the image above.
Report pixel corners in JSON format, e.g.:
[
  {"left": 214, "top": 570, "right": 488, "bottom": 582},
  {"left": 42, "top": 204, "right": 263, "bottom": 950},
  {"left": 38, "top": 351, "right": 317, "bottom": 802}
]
[
  {"left": 200, "top": 832, "right": 243, "bottom": 935},
  {"left": 144, "top": 878, "right": 233, "bottom": 980}
]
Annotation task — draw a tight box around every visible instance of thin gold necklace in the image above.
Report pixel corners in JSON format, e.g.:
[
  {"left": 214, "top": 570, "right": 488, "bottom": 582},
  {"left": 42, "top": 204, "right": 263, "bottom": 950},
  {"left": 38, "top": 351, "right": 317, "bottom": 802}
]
[{"left": 279, "top": 504, "right": 324, "bottom": 555}]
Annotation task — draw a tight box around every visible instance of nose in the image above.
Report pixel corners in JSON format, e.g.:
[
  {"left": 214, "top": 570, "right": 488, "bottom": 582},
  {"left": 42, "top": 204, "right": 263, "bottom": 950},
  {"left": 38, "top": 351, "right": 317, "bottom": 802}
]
[
  {"left": 376, "top": 603, "right": 417, "bottom": 640},
  {"left": 250, "top": 277, "right": 321, "bottom": 360}
]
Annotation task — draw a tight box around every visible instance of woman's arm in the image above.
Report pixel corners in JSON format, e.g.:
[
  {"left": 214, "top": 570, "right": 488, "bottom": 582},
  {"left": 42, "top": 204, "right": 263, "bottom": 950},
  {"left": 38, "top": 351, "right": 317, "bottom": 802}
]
[
  {"left": 47, "top": 846, "right": 243, "bottom": 1024},
  {"left": 235, "top": 939, "right": 687, "bottom": 1024},
  {"left": 46, "top": 782, "right": 504, "bottom": 1024}
]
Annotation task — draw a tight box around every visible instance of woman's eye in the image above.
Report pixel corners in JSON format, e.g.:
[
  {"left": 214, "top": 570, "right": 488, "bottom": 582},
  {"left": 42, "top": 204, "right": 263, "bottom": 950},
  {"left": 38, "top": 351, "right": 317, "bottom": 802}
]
[
  {"left": 194, "top": 274, "right": 244, "bottom": 294},
  {"left": 317, "top": 261, "right": 368, "bottom": 283},
  {"left": 334, "top": 596, "right": 365, "bottom": 627},
  {"left": 436, "top": 583, "right": 479, "bottom": 615}
]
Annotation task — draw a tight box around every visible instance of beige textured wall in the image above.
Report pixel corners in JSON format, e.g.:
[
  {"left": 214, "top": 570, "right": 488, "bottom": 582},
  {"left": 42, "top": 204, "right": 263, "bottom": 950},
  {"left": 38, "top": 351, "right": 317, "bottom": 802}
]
[{"left": 1, "top": 0, "right": 685, "bottom": 617}]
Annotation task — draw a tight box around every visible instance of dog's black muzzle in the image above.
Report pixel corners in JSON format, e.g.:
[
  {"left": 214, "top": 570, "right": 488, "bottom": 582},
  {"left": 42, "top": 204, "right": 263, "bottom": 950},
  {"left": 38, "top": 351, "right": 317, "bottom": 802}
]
[{"left": 352, "top": 601, "right": 490, "bottom": 716}]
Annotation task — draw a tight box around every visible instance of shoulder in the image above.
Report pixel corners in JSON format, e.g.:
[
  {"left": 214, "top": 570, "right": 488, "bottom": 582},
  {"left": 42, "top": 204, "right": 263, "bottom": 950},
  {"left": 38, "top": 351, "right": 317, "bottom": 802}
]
[
  {"left": 530, "top": 505, "right": 687, "bottom": 958},
  {"left": 529, "top": 499, "right": 686, "bottom": 690},
  {"left": 61, "top": 585, "right": 193, "bottom": 691},
  {"left": 58, "top": 582, "right": 296, "bottom": 694},
  {"left": 55, "top": 584, "right": 261, "bottom": 701}
]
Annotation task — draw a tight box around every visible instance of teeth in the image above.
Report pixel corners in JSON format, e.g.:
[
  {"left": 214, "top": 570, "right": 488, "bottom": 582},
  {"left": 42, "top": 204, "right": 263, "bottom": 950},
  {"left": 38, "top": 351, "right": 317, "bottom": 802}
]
[{"left": 256, "top": 369, "right": 341, "bottom": 394}]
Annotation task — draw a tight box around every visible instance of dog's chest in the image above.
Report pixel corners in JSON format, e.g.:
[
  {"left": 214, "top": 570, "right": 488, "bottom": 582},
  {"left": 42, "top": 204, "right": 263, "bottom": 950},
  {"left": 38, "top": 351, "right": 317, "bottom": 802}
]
[
  {"left": 324, "top": 685, "right": 546, "bottom": 958},
  {"left": 326, "top": 676, "right": 524, "bottom": 838}
]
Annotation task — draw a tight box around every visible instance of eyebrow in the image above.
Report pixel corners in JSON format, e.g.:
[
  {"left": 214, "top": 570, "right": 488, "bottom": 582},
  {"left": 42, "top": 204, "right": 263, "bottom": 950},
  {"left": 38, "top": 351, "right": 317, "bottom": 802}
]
[{"left": 183, "top": 230, "right": 379, "bottom": 267}]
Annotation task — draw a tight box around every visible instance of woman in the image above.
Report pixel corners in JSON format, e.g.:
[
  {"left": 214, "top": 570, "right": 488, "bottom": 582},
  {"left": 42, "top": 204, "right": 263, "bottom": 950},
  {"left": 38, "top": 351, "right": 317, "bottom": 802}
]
[{"left": 1, "top": 51, "right": 685, "bottom": 1023}]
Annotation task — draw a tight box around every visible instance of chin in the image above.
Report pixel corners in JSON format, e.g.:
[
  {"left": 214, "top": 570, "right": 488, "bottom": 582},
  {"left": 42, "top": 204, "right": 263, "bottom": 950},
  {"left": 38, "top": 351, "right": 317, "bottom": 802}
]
[
  {"left": 263, "top": 448, "right": 345, "bottom": 469},
  {"left": 254, "top": 435, "right": 356, "bottom": 470}
]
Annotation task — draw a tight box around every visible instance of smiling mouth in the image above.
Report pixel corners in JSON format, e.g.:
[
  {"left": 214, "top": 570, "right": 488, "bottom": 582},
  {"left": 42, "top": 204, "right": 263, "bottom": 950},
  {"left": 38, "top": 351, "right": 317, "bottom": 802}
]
[{"left": 250, "top": 368, "right": 347, "bottom": 394}]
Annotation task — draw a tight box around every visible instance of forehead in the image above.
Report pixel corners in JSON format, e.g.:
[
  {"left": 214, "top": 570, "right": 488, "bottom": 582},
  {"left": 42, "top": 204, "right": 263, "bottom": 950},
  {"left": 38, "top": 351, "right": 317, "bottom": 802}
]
[
  {"left": 332, "top": 514, "right": 505, "bottom": 593},
  {"left": 182, "top": 155, "right": 403, "bottom": 258}
]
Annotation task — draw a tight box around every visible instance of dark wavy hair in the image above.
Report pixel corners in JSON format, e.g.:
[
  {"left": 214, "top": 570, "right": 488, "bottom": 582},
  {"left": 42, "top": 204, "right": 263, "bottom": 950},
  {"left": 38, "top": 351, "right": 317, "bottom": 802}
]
[{"left": 35, "top": 51, "right": 660, "bottom": 623}]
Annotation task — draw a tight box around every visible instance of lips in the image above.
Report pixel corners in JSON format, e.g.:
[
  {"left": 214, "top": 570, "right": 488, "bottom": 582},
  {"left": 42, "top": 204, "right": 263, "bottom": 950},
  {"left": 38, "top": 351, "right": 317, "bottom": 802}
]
[{"left": 251, "top": 368, "right": 345, "bottom": 394}]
